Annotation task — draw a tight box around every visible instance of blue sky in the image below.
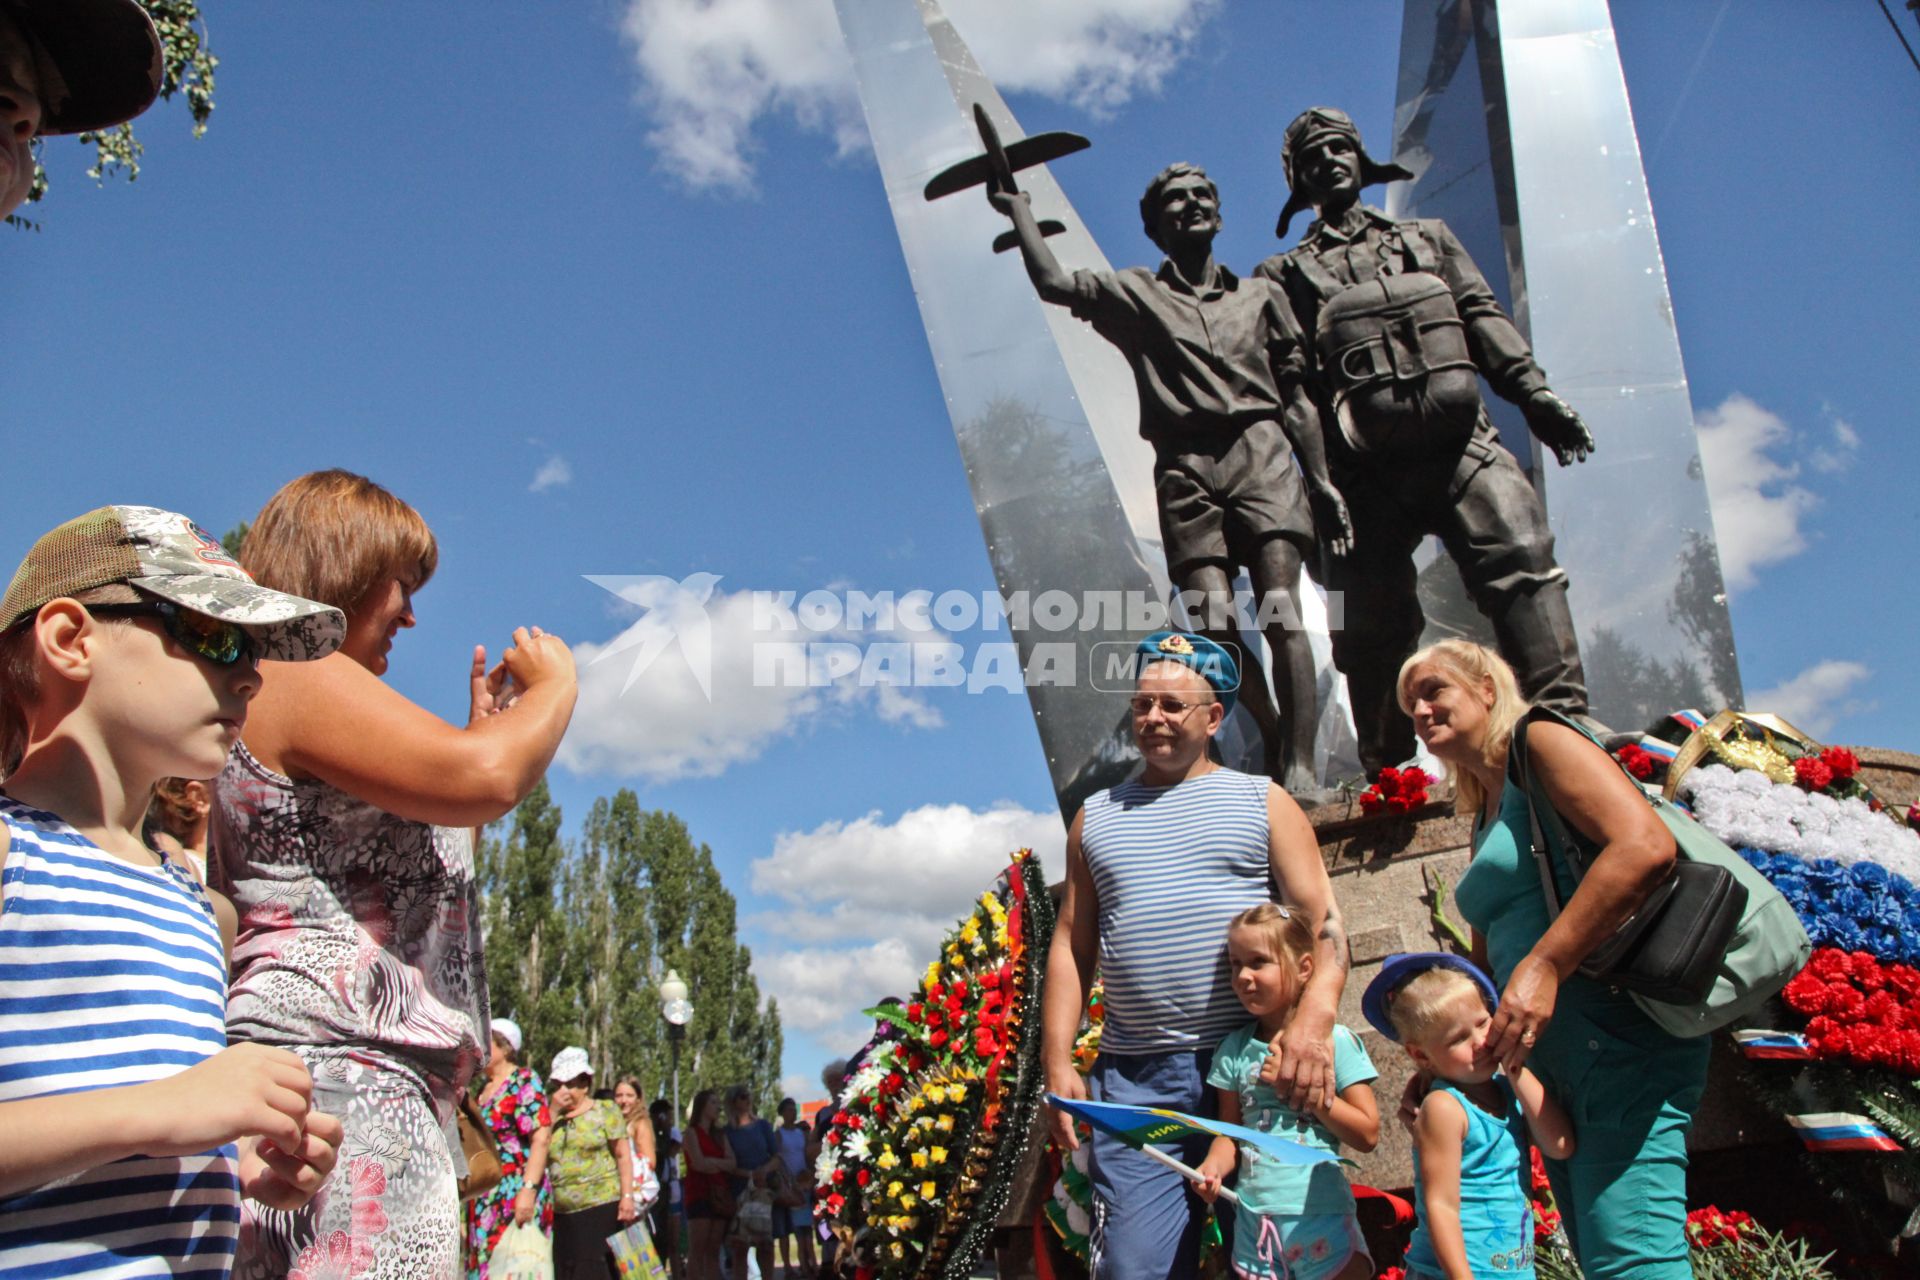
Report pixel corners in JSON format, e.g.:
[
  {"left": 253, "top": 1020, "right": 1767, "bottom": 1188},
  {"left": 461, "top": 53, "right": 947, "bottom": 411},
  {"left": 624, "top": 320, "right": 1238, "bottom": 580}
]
[{"left": 12, "top": 1, "right": 1918, "bottom": 1100}]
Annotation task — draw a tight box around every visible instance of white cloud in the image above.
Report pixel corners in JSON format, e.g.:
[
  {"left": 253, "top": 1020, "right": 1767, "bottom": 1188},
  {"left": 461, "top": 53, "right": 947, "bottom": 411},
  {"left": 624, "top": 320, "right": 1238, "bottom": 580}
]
[
  {"left": 757, "top": 938, "right": 922, "bottom": 1046},
  {"left": 557, "top": 584, "right": 946, "bottom": 782},
  {"left": 530, "top": 455, "right": 574, "bottom": 493},
  {"left": 1747, "top": 660, "right": 1874, "bottom": 738},
  {"left": 1808, "top": 409, "right": 1861, "bottom": 475},
  {"left": 749, "top": 802, "right": 1066, "bottom": 1044},
  {"left": 1694, "top": 394, "right": 1818, "bottom": 595},
  {"left": 618, "top": 0, "right": 1221, "bottom": 190}
]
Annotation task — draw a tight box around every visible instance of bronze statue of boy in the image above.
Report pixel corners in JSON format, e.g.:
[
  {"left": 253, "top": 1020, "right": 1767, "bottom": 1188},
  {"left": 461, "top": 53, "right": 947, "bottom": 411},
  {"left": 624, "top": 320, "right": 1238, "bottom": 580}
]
[
  {"left": 991, "top": 163, "right": 1351, "bottom": 794},
  {"left": 1257, "top": 107, "right": 1598, "bottom": 777}
]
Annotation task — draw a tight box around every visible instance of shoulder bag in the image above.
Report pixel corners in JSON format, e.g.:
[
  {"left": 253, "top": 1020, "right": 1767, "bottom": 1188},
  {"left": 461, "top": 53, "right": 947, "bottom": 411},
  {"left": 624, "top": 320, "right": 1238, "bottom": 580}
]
[
  {"left": 1512, "top": 706, "right": 1810, "bottom": 1038},
  {"left": 457, "top": 1090, "right": 505, "bottom": 1202}
]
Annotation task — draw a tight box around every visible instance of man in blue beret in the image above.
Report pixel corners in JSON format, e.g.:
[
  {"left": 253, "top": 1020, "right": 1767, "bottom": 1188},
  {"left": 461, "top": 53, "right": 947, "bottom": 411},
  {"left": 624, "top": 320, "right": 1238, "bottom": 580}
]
[{"left": 1041, "top": 631, "right": 1352, "bottom": 1280}]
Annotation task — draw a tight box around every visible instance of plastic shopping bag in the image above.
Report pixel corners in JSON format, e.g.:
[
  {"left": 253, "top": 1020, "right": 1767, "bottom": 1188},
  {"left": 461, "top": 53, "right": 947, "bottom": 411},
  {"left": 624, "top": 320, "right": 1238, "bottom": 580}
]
[
  {"left": 492, "top": 1221, "right": 554, "bottom": 1280},
  {"left": 607, "top": 1219, "right": 669, "bottom": 1280}
]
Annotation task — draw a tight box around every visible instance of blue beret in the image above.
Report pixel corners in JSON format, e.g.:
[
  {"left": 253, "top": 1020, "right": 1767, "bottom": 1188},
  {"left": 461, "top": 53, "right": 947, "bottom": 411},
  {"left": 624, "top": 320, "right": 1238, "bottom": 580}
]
[{"left": 1135, "top": 631, "right": 1239, "bottom": 715}]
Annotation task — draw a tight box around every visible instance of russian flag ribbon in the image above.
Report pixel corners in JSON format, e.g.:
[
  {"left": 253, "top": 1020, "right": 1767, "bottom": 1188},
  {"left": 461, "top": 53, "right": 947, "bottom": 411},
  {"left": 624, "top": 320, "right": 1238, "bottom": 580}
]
[
  {"left": 1733, "top": 1030, "right": 1815, "bottom": 1061},
  {"left": 1637, "top": 735, "right": 1680, "bottom": 763},
  {"left": 1669, "top": 709, "right": 1707, "bottom": 732},
  {"left": 1787, "top": 1112, "right": 1902, "bottom": 1152}
]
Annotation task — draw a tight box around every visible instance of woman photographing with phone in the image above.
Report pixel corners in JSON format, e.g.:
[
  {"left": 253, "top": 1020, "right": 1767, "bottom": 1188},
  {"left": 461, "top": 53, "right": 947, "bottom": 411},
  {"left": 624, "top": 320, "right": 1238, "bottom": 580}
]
[{"left": 211, "top": 469, "right": 577, "bottom": 1278}]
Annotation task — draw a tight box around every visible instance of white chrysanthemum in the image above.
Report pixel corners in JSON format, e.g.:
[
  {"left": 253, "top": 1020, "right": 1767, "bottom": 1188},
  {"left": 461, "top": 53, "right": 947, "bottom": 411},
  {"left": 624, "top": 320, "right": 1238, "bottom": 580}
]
[
  {"left": 843, "top": 1130, "right": 871, "bottom": 1162},
  {"left": 1681, "top": 764, "right": 1920, "bottom": 881}
]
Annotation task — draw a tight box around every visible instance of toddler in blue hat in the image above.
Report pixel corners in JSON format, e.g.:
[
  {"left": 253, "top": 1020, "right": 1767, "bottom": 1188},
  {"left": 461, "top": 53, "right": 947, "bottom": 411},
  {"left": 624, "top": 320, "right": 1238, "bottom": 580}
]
[{"left": 1364, "top": 954, "right": 1575, "bottom": 1280}]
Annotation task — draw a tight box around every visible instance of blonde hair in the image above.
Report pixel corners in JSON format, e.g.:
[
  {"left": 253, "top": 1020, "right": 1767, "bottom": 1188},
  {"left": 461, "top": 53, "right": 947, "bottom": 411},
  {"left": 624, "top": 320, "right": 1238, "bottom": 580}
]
[
  {"left": 1396, "top": 639, "right": 1528, "bottom": 816},
  {"left": 241, "top": 470, "right": 438, "bottom": 616},
  {"left": 1227, "top": 902, "right": 1316, "bottom": 1001},
  {"left": 1386, "top": 967, "right": 1486, "bottom": 1043}
]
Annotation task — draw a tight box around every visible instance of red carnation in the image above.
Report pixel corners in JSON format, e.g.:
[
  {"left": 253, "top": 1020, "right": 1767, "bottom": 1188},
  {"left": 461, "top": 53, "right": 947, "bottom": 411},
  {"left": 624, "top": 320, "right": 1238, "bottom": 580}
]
[
  {"left": 1808, "top": 949, "right": 1851, "bottom": 982},
  {"left": 907, "top": 1001, "right": 924, "bottom": 1023},
  {"left": 848, "top": 1115, "right": 863, "bottom": 1131},
  {"left": 1819, "top": 747, "right": 1860, "bottom": 780},
  {"left": 1907, "top": 804, "right": 1920, "bottom": 832},
  {"left": 929, "top": 1029, "right": 948, "bottom": 1048},
  {"left": 952, "top": 978, "right": 969, "bottom": 1000},
  {"left": 1358, "top": 786, "right": 1386, "bottom": 815},
  {"left": 1616, "top": 744, "right": 1658, "bottom": 780},
  {"left": 1377, "top": 766, "right": 1403, "bottom": 788},
  {"left": 1794, "top": 757, "right": 1834, "bottom": 792},
  {"left": 1853, "top": 952, "right": 1886, "bottom": 990},
  {"left": 855, "top": 1169, "right": 871, "bottom": 1187},
  {"left": 1782, "top": 971, "right": 1829, "bottom": 1014},
  {"left": 1387, "top": 793, "right": 1416, "bottom": 815}
]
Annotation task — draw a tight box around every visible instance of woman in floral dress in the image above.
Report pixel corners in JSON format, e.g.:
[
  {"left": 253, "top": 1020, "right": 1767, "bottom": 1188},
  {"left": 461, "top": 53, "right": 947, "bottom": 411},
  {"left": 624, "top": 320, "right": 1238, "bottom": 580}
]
[
  {"left": 466, "top": 1018, "right": 553, "bottom": 1278},
  {"left": 212, "top": 470, "right": 578, "bottom": 1278}
]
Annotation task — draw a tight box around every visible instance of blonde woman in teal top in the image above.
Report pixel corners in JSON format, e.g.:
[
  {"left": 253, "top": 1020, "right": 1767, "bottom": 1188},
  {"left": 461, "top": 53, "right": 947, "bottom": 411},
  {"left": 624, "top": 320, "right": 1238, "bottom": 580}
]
[{"left": 1396, "top": 641, "right": 1709, "bottom": 1280}]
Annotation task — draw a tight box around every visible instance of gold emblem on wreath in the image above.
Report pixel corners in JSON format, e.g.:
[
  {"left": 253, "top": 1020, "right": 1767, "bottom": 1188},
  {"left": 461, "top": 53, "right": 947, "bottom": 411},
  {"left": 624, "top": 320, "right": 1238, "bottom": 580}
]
[{"left": 1157, "top": 634, "right": 1195, "bottom": 656}]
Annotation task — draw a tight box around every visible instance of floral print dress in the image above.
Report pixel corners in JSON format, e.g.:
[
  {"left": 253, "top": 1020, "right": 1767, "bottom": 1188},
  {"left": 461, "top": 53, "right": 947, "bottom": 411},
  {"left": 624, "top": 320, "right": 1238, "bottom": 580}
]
[{"left": 465, "top": 1066, "right": 555, "bottom": 1278}]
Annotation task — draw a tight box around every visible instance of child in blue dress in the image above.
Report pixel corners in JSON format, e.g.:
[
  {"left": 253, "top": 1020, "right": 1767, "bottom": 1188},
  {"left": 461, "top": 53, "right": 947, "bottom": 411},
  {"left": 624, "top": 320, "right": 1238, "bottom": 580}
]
[
  {"left": 1362, "top": 953, "right": 1575, "bottom": 1280},
  {"left": 1193, "top": 903, "right": 1380, "bottom": 1280}
]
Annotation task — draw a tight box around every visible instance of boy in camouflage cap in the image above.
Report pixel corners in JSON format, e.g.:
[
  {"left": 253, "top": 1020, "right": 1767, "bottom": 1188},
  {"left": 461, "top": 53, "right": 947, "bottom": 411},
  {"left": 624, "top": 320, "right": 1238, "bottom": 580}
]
[{"left": 0, "top": 505, "right": 345, "bottom": 1275}]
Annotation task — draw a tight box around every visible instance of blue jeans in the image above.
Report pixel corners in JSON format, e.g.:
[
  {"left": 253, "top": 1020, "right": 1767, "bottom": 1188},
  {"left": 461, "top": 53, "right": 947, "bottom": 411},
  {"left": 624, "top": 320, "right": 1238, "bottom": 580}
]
[{"left": 1087, "top": 1050, "right": 1225, "bottom": 1280}]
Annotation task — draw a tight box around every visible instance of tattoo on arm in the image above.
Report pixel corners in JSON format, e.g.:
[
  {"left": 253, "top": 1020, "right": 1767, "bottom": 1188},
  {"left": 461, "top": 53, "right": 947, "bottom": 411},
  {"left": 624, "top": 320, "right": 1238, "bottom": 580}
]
[{"left": 1318, "top": 908, "right": 1351, "bottom": 972}]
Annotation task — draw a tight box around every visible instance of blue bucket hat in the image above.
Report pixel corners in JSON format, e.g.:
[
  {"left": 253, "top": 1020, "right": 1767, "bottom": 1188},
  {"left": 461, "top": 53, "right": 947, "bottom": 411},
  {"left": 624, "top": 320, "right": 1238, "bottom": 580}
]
[
  {"left": 1361, "top": 951, "right": 1499, "bottom": 1040},
  {"left": 1135, "top": 630, "right": 1239, "bottom": 716}
]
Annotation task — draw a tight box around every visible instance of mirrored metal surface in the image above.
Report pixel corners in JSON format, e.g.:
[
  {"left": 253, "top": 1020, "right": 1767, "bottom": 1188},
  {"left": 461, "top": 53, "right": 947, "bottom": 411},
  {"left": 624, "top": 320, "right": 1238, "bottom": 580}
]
[
  {"left": 1390, "top": 0, "right": 1742, "bottom": 728},
  {"left": 835, "top": 0, "right": 1159, "bottom": 818}
]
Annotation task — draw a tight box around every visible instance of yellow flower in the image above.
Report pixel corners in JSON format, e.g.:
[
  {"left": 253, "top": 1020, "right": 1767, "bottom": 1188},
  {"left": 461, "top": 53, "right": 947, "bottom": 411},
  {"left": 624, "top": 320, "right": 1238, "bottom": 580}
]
[
  {"left": 891, "top": 1243, "right": 904, "bottom": 1260},
  {"left": 887, "top": 1180, "right": 903, "bottom": 1197},
  {"left": 924, "top": 961, "right": 940, "bottom": 989},
  {"left": 902, "top": 1193, "right": 918, "bottom": 1209},
  {"left": 911, "top": 1150, "right": 929, "bottom": 1169},
  {"left": 931, "top": 1145, "right": 949, "bottom": 1164},
  {"left": 877, "top": 1148, "right": 899, "bottom": 1170},
  {"left": 949, "top": 1084, "right": 967, "bottom": 1102},
  {"left": 925, "top": 1085, "right": 947, "bottom": 1105},
  {"left": 935, "top": 1115, "right": 954, "bottom": 1132},
  {"left": 921, "top": 1181, "right": 938, "bottom": 1200},
  {"left": 916, "top": 1116, "right": 935, "bottom": 1130}
]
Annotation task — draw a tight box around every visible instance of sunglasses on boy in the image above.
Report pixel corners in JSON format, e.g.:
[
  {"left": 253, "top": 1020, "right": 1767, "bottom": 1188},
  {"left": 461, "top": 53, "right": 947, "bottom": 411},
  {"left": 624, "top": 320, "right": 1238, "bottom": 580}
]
[{"left": 88, "top": 600, "right": 256, "bottom": 667}]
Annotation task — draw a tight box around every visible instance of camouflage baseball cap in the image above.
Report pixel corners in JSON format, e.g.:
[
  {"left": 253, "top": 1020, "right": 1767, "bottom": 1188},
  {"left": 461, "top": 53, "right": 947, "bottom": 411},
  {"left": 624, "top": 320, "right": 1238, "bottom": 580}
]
[{"left": 1, "top": 506, "right": 345, "bottom": 661}]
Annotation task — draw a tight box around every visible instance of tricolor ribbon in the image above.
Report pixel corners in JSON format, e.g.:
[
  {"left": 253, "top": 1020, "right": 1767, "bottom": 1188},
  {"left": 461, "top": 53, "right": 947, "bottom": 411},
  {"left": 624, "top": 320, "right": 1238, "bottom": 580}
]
[
  {"left": 1733, "top": 1030, "right": 1815, "bottom": 1061},
  {"left": 1787, "top": 1112, "right": 1902, "bottom": 1152},
  {"left": 1669, "top": 709, "right": 1707, "bottom": 732},
  {"left": 1636, "top": 735, "right": 1680, "bottom": 764}
]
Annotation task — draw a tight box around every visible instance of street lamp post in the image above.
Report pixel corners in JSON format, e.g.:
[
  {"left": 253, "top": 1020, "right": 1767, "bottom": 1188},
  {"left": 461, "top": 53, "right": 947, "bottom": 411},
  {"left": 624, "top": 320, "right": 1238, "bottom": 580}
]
[{"left": 660, "top": 969, "right": 692, "bottom": 1122}]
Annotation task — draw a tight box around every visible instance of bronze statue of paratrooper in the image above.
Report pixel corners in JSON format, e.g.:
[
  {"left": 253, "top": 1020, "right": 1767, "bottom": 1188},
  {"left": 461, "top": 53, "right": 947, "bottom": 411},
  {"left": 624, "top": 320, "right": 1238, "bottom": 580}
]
[{"left": 1256, "top": 107, "right": 1601, "bottom": 777}]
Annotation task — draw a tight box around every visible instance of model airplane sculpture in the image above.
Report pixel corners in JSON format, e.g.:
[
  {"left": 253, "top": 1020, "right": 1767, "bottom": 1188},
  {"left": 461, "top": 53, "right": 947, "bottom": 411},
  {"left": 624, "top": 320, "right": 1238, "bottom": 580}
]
[{"left": 924, "top": 102, "right": 1089, "bottom": 253}]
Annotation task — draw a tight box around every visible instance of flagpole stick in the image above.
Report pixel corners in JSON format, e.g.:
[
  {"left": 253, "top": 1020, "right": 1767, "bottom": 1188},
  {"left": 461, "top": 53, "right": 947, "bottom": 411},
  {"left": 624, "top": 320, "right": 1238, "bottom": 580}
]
[{"left": 1137, "top": 1143, "right": 1241, "bottom": 1206}]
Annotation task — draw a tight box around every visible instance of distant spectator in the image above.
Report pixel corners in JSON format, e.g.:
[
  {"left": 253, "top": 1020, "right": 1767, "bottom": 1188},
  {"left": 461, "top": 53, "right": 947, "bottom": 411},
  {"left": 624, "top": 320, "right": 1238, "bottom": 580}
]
[
  {"left": 682, "top": 1089, "right": 736, "bottom": 1280},
  {"left": 725, "top": 1085, "right": 781, "bottom": 1280},
  {"left": 613, "top": 1076, "right": 660, "bottom": 1207},
  {"left": 774, "top": 1097, "right": 817, "bottom": 1277},
  {"left": 806, "top": 1060, "right": 848, "bottom": 1274},
  {"left": 144, "top": 777, "right": 235, "bottom": 953},
  {"left": 546, "top": 1047, "right": 636, "bottom": 1280},
  {"left": 650, "top": 1098, "right": 686, "bottom": 1280},
  {"left": 464, "top": 1018, "right": 553, "bottom": 1278}
]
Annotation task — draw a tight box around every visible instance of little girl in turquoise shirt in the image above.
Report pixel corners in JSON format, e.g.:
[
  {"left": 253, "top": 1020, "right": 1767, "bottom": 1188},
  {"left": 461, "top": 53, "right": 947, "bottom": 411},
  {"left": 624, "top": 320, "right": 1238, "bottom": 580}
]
[{"left": 1192, "top": 903, "right": 1381, "bottom": 1280}]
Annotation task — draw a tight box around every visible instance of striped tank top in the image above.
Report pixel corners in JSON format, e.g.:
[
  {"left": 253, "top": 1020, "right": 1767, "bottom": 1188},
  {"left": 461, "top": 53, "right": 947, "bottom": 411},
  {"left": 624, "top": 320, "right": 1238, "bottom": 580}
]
[
  {"left": 1080, "top": 768, "right": 1272, "bottom": 1053},
  {"left": 0, "top": 796, "right": 240, "bottom": 1277}
]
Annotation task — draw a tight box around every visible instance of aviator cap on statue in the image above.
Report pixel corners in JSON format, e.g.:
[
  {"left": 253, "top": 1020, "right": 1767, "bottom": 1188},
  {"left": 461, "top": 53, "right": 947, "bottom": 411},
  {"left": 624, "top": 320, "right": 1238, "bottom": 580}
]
[
  {"left": 1275, "top": 106, "right": 1414, "bottom": 239},
  {"left": 1135, "top": 630, "right": 1239, "bottom": 717}
]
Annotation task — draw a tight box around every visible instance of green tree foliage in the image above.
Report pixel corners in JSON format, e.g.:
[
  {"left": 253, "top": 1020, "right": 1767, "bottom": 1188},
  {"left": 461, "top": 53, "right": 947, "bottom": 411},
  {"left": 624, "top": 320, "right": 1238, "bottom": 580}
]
[
  {"left": 477, "top": 782, "right": 785, "bottom": 1119},
  {"left": 9, "top": 0, "right": 217, "bottom": 226},
  {"left": 220, "top": 521, "right": 247, "bottom": 560}
]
